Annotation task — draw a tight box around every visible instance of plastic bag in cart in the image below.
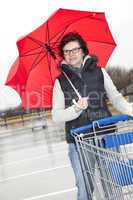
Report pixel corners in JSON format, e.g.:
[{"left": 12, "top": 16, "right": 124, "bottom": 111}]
[{"left": 108, "top": 159, "right": 133, "bottom": 186}]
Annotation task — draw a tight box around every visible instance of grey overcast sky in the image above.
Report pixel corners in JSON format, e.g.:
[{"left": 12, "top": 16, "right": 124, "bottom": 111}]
[{"left": 0, "top": 0, "right": 133, "bottom": 85}]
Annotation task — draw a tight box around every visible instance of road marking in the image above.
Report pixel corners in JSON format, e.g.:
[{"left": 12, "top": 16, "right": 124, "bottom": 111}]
[
  {"left": 23, "top": 187, "right": 77, "bottom": 200},
  {"left": 0, "top": 164, "right": 70, "bottom": 182}
]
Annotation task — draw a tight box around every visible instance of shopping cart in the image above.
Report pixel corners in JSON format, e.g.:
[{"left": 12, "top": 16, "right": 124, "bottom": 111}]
[{"left": 71, "top": 114, "right": 133, "bottom": 200}]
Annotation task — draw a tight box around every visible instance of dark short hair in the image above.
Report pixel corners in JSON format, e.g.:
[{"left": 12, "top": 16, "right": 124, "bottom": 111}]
[{"left": 59, "top": 32, "right": 89, "bottom": 58}]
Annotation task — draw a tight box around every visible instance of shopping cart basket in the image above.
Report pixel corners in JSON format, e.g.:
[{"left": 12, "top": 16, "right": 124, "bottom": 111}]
[{"left": 71, "top": 114, "right": 133, "bottom": 200}]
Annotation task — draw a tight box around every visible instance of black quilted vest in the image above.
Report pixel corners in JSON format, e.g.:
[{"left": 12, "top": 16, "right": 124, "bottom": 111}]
[{"left": 58, "top": 57, "right": 112, "bottom": 143}]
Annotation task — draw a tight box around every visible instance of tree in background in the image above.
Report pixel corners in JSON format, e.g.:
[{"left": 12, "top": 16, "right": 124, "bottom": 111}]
[
  {"left": 107, "top": 66, "right": 131, "bottom": 90},
  {"left": 107, "top": 66, "right": 133, "bottom": 98}
]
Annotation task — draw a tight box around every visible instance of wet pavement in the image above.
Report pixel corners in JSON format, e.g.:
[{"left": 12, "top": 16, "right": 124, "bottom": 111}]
[
  {"left": 1, "top": 115, "right": 133, "bottom": 200},
  {"left": 0, "top": 118, "right": 76, "bottom": 200}
]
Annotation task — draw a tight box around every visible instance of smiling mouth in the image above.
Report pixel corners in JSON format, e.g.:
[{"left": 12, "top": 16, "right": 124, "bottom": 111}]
[{"left": 70, "top": 57, "right": 76, "bottom": 61}]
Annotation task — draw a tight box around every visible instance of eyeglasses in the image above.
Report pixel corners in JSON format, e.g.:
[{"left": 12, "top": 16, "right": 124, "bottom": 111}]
[{"left": 63, "top": 47, "right": 81, "bottom": 55}]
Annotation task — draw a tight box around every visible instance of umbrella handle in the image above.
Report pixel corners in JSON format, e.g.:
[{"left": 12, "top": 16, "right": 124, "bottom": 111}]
[
  {"left": 72, "top": 98, "right": 89, "bottom": 110},
  {"left": 73, "top": 99, "right": 81, "bottom": 108},
  {"left": 62, "top": 71, "right": 82, "bottom": 99}
]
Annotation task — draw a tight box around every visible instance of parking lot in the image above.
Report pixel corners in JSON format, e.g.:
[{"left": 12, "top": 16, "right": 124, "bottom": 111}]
[{"left": 0, "top": 117, "right": 76, "bottom": 200}]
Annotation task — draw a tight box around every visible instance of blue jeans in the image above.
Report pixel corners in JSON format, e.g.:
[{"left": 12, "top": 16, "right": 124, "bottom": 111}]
[{"left": 68, "top": 143, "right": 94, "bottom": 200}]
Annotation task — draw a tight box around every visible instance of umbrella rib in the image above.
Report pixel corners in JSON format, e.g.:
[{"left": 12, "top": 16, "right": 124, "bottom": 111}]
[
  {"left": 20, "top": 50, "right": 46, "bottom": 57},
  {"left": 51, "top": 26, "right": 70, "bottom": 47},
  {"left": 45, "top": 26, "right": 71, "bottom": 55},
  {"left": 20, "top": 46, "right": 45, "bottom": 57},
  {"left": 29, "top": 46, "right": 46, "bottom": 70},
  {"left": 27, "top": 35, "right": 57, "bottom": 59},
  {"left": 20, "top": 35, "right": 54, "bottom": 76},
  {"left": 45, "top": 22, "right": 54, "bottom": 83},
  {"left": 27, "top": 36, "right": 45, "bottom": 47},
  {"left": 29, "top": 51, "right": 48, "bottom": 72}
]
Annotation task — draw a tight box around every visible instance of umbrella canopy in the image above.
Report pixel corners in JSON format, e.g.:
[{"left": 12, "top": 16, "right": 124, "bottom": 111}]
[{"left": 6, "top": 8, "right": 116, "bottom": 109}]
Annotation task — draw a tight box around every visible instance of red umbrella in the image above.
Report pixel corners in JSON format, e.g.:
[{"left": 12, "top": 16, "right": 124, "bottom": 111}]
[{"left": 5, "top": 8, "right": 116, "bottom": 109}]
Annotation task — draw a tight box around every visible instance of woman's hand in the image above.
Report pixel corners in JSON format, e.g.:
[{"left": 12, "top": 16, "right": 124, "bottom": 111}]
[{"left": 73, "top": 97, "right": 88, "bottom": 112}]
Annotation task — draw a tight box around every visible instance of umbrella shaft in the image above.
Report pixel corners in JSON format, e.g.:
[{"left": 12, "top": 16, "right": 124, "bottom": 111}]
[{"left": 44, "top": 43, "right": 56, "bottom": 59}]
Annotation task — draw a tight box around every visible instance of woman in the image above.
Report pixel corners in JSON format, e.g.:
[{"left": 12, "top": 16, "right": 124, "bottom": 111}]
[{"left": 52, "top": 32, "right": 133, "bottom": 200}]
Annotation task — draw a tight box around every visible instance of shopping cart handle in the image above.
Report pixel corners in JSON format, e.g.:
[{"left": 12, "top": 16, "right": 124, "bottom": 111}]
[{"left": 71, "top": 114, "right": 133, "bottom": 135}]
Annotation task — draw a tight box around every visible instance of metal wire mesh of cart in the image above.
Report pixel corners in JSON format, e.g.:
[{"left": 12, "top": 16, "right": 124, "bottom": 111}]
[{"left": 71, "top": 115, "right": 133, "bottom": 200}]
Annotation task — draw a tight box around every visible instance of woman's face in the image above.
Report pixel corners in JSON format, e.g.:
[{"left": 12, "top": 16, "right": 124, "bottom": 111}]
[{"left": 63, "top": 41, "right": 84, "bottom": 68}]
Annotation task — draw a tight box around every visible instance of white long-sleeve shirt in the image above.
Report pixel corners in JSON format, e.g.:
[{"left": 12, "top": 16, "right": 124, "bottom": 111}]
[{"left": 52, "top": 68, "right": 133, "bottom": 122}]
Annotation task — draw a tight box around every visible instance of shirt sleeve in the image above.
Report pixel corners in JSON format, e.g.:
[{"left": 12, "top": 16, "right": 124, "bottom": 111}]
[
  {"left": 52, "top": 79, "right": 82, "bottom": 122},
  {"left": 102, "top": 68, "right": 133, "bottom": 116}
]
